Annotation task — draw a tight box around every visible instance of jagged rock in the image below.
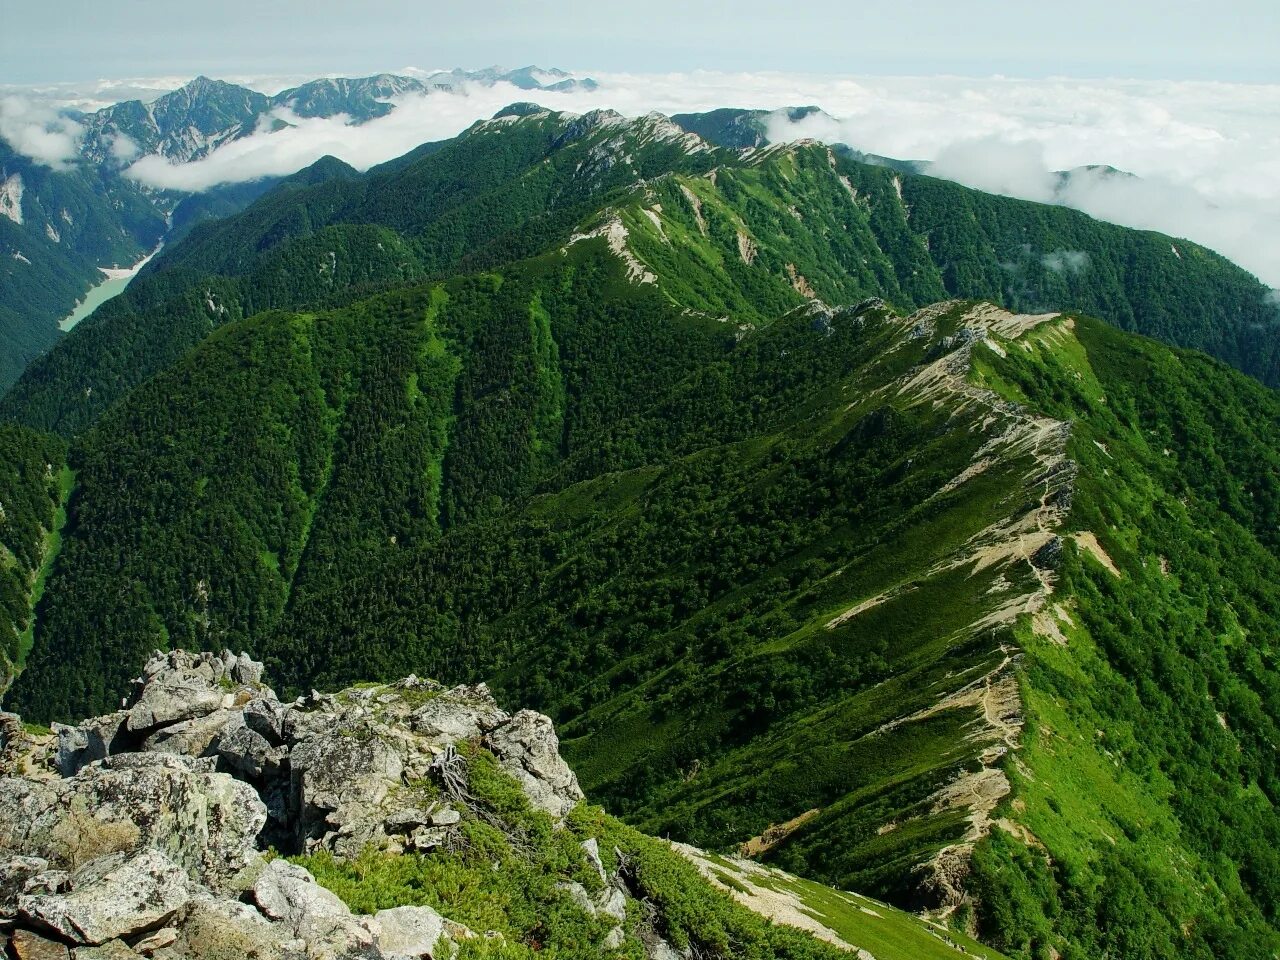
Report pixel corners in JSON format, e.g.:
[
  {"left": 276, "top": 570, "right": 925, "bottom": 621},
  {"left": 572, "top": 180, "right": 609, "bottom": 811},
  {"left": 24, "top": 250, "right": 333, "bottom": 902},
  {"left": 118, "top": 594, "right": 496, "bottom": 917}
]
[
  {"left": 251, "top": 860, "right": 348, "bottom": 928},
  {"left": 251, "top": 860, "right": 373, "bottom": 957},
  {"left": 581, "top": 838, "right": 607, "bottom": 884},
  {"left": 72, "top": 941, "right": 138, "bottom": 959},
  {"left": 409, "top": 685, "right": 504, "bottom": 741},
  {"left": 0, "top": 651, "right": 649, "bottom": 960},
  {"left": 366, "top": 904, "right": 464, "bottom": 959},
  {"left": 645, "top": 939, "right": 687, "bottom": 960},
  {"left": 130, "top": 926, "right": 177, "bottom": 954},
  {"left": 1031, "top": 535, "right": 1064, "bottom": 570},
  {"left": 428, "top": 807, "right": 460, "bottom": 827},
  {"left": 0, "top": 713, "right": 54, "bottom": 777},
  {"left": 215, "top": 717, "right": 286, "bottom": 780},
  {"left": 1, "top": 856, "right": 49, "bottom": 917},
  {"left": 241, "top": 698, "right": 286, "bottom": 745},
  {"left": 289, "top": 728, "right": 404, "bottom": 854},
  {"left": 126, "top": 678, "right": 225, "bottom": 734},
  {"left": 556, "top": 881, "right": 596, "bottom": 916},
  {"left": 126, "top": 651, "right": 271, "bottom": 735},
  {"left": 382, "top": 809, "right": 433, "bottom": 834},
  {"left": 9, "top": 928, "right": 71, "bottom": 960},
  {"left": 597, "top": 886, "right": 628, "bottom": 924},
  {"left": 142, "top": 709, "right": 237, "bottom": 757},
  {"left": 0, "top": 752, "right": 265, "bottom": 892},
  {"left": 604, "top": 925, "right": 626, "bottom": 949},
  {"left": 52, "top": 715, "right": 126, "bottom": 777},
  {"left": 18, "top": 850, "right": 193, "bottom": 945},
  {"left": 158, "top": 897, "right": 301, "bottom": 960},
  {"left": 485, "top": 710, "right": 584, "bottom": 819},
  {"left": 23, "top": 870, "right": 69, "bottom": 897}
]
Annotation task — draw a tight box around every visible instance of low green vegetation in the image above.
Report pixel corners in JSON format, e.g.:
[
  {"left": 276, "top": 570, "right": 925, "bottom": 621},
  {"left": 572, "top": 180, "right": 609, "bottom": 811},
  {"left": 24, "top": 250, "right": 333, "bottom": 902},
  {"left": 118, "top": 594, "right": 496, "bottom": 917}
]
[
  {"left": 296, "top": 744, "right": 994, "bottom": 960},
  {"left": 961, "top": 317, "right": 1280, "bottom": 959}
]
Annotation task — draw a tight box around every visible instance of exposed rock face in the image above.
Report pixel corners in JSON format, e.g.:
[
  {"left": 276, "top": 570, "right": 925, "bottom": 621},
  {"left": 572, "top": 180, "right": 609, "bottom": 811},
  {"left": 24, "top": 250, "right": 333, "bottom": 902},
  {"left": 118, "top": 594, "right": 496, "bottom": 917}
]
[{"left": 0, "top": 651, "right": 592, "bottom": 959}]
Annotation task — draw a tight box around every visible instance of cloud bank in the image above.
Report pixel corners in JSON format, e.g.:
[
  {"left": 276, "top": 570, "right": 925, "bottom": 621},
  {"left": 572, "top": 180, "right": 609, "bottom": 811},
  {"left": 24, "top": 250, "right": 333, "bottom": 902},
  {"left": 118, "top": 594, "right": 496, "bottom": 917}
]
[
  {"left": 0, "top": 96, "right": 82, "bottom": 168},
  {"left": 3, "top": 71, "right": 1278, "bottom": 285}
]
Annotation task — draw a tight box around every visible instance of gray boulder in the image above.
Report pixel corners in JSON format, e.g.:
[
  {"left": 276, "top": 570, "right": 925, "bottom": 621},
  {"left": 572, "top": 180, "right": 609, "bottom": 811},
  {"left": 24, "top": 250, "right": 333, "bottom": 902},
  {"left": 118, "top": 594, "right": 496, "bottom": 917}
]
[
  {"left": 485, "top": 710, "right": 584, "bottom": 819},
  {"left": 409, "top": 685, "right": 505, "bottom": 742},
  {"left": 366, "top": 904, "right": 468, "bottom": 959},
  {"left": 0, "top": 753, "right": 264, "bottom": 892},
  {"left": 18, "top": 850, "right": 192, "bottom": 945},
  {"left": 51, "top": 714, "right": 126, "bottom": 777},
  {"left": 251, "top": 860, "right": 374, "bottom": 957}
]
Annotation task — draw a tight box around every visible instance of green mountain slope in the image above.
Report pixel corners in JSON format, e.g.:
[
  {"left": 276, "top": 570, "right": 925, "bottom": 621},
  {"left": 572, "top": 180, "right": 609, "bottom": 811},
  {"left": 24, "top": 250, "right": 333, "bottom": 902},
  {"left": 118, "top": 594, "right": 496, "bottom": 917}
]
[
  {"left": 5, "top": 106, "right": 1278, "bottom": 440},
  {"left": 0, "top": 423, "right": 68, "bottom": 685},
  {"left": 0, "top": 142, "right": 168, "bottom": 388},
  {"left": 8, "top": 219, "right": 1280, "bottom": 958}
]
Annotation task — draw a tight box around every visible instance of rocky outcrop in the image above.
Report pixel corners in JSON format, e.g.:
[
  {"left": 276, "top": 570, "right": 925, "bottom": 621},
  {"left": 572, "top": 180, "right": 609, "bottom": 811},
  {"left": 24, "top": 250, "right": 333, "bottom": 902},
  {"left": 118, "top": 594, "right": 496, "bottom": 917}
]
[{"left": 0, "top": 651, "right": 596, "bottom": 959}]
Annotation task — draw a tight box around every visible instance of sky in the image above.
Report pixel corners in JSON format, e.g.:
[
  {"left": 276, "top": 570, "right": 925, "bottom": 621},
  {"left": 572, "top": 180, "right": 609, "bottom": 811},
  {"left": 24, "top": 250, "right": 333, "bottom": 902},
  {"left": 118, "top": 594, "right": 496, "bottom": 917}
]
[{"left": 3, "top": 0, "right": 1279, "bottom": 84}]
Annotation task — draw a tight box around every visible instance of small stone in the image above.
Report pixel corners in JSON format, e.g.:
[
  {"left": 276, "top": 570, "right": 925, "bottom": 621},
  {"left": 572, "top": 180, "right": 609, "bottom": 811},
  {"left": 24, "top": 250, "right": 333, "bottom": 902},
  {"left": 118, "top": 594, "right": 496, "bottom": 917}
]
[
  {"left": 129, "top": 926, "right": 177, "bottom": 954},
  {"left": 429, "top": 807, "right": 461, "bottom": 827},
  {"left": 10, "top": 928, "right": 71, "bottom": 960},
  {"left": 603, "top": 925, "right": 626, "bottom": 949}
]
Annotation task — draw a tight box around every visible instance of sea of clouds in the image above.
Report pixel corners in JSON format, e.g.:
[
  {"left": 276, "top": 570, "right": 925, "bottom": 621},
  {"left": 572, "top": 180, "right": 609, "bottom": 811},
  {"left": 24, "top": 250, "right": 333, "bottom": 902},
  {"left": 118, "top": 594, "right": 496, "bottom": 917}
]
[{"left": 2, "top": 70, "right": 1278, "bottom": 286}]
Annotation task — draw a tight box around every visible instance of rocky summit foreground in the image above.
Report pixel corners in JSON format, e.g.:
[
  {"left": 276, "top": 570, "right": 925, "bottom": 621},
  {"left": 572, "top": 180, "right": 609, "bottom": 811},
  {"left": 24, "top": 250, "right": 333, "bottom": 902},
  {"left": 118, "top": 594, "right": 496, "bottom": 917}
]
[
  {"left": 0, "top": 650, "right": 613, "bottom": 959},
  {"left": 0, "top": 649, "right": 998, "bottom": 960}
]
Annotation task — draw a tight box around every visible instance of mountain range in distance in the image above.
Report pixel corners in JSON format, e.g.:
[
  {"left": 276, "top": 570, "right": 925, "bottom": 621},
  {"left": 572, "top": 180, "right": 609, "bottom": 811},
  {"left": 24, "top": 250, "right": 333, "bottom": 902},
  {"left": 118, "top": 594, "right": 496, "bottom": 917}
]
[
  {"left": 3, "top": 68, "right": 1279, "bottom": 397},
  {"left": 0, "top": 67, "right": 599, "bottom": 390}
]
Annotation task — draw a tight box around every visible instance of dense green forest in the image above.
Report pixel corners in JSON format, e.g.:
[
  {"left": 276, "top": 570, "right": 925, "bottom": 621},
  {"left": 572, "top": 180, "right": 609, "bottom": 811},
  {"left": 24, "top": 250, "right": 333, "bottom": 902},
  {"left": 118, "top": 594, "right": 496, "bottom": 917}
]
[
  {"left": 4, "top": 106, "right": 1277, "bottom": 439},
  {"left": 0, "top": 423, "right": 67, "bottom": 684}
]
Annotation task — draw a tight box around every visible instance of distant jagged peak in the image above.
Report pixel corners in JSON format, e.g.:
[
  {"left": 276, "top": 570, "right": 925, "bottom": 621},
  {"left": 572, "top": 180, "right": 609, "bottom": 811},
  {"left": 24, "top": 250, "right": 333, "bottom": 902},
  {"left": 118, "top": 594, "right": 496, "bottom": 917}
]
[{"left": 476, "top": 103, "right": 710, "bottom": 157}]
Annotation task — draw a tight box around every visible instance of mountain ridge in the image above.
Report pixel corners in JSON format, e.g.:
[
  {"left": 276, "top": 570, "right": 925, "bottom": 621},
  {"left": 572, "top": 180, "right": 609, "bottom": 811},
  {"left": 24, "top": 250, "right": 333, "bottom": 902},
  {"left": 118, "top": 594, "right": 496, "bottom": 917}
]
[{"left": 1, "top": 95, "right": 1279, "bottom": 960}]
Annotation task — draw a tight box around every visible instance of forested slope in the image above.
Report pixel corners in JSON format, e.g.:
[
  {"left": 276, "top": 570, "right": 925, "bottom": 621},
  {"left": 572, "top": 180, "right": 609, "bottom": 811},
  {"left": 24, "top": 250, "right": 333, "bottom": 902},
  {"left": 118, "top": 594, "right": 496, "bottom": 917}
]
[
  {"left": 0, "top": 423, "right": 67, "bottom": 684},
  {"left": 4, "top": 106, "right": 1277, "bottom": 440}
]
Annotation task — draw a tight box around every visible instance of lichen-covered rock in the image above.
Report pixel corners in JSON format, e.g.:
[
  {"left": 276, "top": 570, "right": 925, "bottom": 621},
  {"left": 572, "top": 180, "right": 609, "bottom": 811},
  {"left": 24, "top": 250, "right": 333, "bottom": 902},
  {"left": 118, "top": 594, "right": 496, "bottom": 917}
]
[
  {"left": 0, "top": 651, "right": 628, "bottom": 960},
  {"left": 51, "top": 714, "right": 126, "bottom": 777},
  {"left": 365, "top": 904, "right": 467, "bottom": 959},
  {"left": 18, "top": 850, "right": 193, "bottom": 945},
  {"left": 0, "top": 855, "right": 49, "bottom": 918},
  {"left": 251, "top": 860, "right": 375, "bottom": 958},
  {"left": 0, "top": 713, "right": 54, "bottom": 778},
  {"left": 0, "top": 752, "right": 265, "bottom": 891},
  {"left": 154, "top": 897, "right": 304, "bottom": 960},
  {"left": 485, "top": 710, "right": 584, "bottom": 819},
  {"left": 125, "top": 651, "right": 271, "bottom": 735},
  {"left": 9, "top": 928, "right": 71, "bottom": 960},
  {"left": 409, "top": 684, "right": 505, "bottom": 742}
]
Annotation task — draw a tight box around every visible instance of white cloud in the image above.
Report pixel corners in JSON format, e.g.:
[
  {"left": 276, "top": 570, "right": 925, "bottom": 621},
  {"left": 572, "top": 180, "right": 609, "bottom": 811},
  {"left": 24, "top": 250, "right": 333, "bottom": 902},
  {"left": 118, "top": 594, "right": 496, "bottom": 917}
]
[
  {"left": 1041, "top": 249, "right": 1091, "bottom": 274},
  {"left": 932, "top": 137, "right": 1056, "bottom": 201},
  {"left": 0, "top": 96, "right": 82, "bottom": 168},
  {"left": 107, "top": 132, "right": 140, "bottom": 161}
]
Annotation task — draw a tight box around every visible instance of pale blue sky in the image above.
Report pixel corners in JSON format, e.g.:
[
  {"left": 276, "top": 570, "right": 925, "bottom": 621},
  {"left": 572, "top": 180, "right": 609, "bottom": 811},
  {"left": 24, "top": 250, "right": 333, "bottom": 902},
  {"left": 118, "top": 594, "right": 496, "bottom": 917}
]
[{"left": 3, "top": 0, "right": 1277, "bottom": 84}]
